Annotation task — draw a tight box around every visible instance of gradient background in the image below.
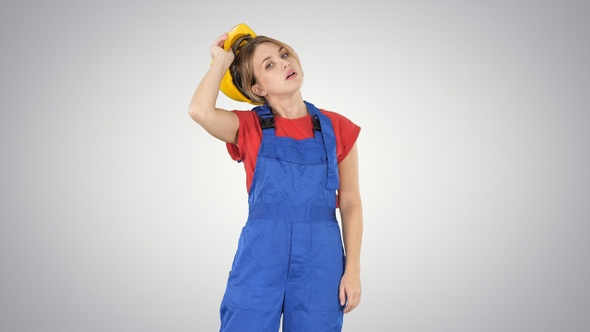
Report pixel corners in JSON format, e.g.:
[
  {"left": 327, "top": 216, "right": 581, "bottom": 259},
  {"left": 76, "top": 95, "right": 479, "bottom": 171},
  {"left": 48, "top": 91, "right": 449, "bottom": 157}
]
[{"left": 1, "top": 0, "right": 589, "bottom": 331}]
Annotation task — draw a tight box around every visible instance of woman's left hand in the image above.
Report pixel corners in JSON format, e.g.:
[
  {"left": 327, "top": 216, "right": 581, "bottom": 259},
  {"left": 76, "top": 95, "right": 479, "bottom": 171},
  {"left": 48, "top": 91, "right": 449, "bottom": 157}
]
[{"left": 339, "top": 271, "right": 361, "bottom": 313}]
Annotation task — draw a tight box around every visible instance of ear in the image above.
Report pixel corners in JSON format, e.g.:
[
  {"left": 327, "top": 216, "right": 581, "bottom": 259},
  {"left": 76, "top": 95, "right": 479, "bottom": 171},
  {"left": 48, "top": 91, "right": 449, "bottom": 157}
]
[{"left": 252, "top": 84, "right": 267, "bottom": 97}]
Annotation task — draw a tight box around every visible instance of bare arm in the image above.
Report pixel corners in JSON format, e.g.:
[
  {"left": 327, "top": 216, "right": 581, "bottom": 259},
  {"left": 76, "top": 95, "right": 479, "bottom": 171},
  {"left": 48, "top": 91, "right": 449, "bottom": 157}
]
[
  {"left": 188, "top": 33, "right": 240, "bottom": 144},
  {"left": 337, "top": 143, "right": 363, "bottom": 313}
]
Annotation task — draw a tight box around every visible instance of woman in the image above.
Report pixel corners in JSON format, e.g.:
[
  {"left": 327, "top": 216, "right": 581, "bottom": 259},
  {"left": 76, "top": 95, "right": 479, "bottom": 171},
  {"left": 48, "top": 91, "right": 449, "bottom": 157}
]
[{"left": 188, "top": 24, "right": 363, "bottom": 332}]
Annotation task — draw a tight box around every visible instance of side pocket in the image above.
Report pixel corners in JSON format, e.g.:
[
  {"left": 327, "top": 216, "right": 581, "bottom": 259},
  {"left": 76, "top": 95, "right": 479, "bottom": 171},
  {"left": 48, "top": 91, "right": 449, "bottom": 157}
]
[{"left": 221, "top": 221, "right": 275, "bottom": 309}]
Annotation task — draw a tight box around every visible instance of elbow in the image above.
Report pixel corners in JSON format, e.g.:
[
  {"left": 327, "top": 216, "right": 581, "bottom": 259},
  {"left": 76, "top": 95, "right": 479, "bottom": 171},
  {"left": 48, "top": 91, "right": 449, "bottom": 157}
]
[
  {"left": 338, "top": 192, "right": 363, "bottom": 217},
  {"left": 187, "top": 105, "right": 198, "bottom": 121},
  {"left": 340, "top": 201, "right": 363, "bottom": 219},
  {"left": 188, "top": 104, "right": 206, "bottom": 124}
]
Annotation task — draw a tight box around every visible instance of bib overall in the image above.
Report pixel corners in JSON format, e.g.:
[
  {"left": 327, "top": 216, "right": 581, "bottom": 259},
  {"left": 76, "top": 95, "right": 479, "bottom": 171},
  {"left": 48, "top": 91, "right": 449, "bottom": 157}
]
[{"left": 220, "top": 102, "right": 345, "bottom": 331}]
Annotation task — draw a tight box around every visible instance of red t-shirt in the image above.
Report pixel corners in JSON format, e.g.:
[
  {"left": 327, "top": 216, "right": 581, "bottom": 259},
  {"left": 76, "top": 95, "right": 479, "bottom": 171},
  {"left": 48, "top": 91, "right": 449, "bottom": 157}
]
[{"left": 227, "top": 109, "right": 361, "bottom": 193}]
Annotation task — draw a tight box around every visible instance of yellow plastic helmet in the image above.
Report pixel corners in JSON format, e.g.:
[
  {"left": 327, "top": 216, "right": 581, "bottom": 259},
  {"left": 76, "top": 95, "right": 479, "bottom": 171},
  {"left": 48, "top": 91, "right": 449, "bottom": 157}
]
[{"left": 218, "top": 23, "right": 260, "bottom": 104}]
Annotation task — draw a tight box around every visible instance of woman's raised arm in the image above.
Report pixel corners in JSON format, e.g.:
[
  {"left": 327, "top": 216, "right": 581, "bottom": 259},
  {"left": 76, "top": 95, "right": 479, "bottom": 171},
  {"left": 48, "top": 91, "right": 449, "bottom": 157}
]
[{"left": 188, "top": 33, "right": 240, "bottom": 144}]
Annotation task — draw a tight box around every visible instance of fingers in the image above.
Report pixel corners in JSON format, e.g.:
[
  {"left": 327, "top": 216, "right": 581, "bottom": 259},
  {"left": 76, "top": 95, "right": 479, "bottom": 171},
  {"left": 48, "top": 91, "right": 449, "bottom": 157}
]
[
  {"left": 339, "top": 284, "right": 346, "bottom": 307},
  {"left": 209, "top": 33, "right": 234, "bottom": 64},
  {"left": 213, "top": 33, "right": 228, "bottom": 48},
  {"left": 343, "top": 288, "right": 361, "bottom": 313},
  {"left": 339, "top": 278, "right": 362, "bottom": 314}
]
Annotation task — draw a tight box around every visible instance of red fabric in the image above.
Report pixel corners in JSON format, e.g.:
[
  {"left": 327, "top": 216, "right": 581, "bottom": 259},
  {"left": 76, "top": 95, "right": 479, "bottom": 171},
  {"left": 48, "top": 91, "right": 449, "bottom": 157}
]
[{"left": 226, "top": 109, "right": 361, "bottom": 193}]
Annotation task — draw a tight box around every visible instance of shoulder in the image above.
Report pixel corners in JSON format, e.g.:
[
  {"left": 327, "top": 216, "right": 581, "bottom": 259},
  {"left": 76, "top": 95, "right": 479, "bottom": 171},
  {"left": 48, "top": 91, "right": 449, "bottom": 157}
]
[
  {"left": 319, "top": 109, "right": 360, "bottom": 131},
  {"left": 233, "top": 109, "right": 258, "bottom": 120},
  {"left": 232, "top": 110, "right": 262, "bottom": 129},
  {"left": 319, "top": 109, "right": 342, "bottom": 120}
]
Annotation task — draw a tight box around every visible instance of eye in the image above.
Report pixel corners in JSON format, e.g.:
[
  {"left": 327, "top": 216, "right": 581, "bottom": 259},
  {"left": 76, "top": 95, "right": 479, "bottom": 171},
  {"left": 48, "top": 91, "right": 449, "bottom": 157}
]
[
  {"left": 281, "top": 52, "right": 288, "bottom": 59},
  {"left": 265, "top": 62, "right": 274, "bottom": 69}
]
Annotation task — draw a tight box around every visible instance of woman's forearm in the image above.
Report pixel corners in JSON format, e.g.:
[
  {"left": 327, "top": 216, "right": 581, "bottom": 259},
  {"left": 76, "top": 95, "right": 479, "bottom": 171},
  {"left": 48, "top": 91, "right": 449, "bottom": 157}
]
[
  {"left": 340, "top": 199, "right": 363, "bottom": 272},
  {"left": 337, "top": 143, "right": 363, "bottom": 272},
  {"left": 188, "top": 58, "right": 230, "bottom": 123}
]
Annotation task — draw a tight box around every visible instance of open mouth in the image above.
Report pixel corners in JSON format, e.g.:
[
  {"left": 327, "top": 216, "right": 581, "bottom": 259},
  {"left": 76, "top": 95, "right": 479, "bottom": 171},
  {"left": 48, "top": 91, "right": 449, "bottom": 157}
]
[{"left": 286, "top": 71, "right": 296, "bottom": 79}]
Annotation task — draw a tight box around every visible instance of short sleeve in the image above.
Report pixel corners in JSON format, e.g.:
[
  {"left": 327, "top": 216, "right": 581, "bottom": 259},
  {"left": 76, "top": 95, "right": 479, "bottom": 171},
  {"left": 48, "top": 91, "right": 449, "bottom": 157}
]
[
  {"left": 225, "top": 110, "right": 263, "bottom": 192},
  {"left": 321, "top": 110, "right": 361, "bottom": 163},
  {"left": 226, "top": 110, "right": 262, "bottom": 162}
]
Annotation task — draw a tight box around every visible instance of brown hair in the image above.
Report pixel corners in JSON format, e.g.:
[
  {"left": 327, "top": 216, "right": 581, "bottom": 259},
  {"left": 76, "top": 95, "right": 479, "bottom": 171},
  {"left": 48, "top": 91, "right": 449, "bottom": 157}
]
[{"left": 231, "top": 36, "right": 301, "bottom": 105}]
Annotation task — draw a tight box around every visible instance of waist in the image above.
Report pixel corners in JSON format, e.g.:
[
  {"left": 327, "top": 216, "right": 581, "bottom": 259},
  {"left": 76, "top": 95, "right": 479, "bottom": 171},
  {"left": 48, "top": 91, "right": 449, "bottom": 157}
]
[{"left": 248, "top": 203, "right": 337, "bottom": 222}]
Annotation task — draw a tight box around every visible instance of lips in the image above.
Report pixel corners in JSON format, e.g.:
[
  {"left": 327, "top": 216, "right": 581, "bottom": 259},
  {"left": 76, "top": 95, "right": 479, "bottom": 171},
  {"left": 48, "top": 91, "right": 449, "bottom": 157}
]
[{"left": 286, "top": 70, "right": 296, "bottom": 80}]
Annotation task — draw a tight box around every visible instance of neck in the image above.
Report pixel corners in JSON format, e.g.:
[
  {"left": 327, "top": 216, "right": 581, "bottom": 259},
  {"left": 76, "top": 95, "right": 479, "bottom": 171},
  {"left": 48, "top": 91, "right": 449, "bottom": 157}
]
[{"left": 266, "top": 92, "right": 307, "bottom": 119}]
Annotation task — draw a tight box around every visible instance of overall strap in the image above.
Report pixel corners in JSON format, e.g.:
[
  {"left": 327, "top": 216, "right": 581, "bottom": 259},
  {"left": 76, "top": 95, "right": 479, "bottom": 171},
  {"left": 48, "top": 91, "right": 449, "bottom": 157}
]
[
  {"left": 304, "top": 101, "right": 340, "bottom": 190},
  {"left": 252, "top": 105, "right": 276, "bottom": 136}
]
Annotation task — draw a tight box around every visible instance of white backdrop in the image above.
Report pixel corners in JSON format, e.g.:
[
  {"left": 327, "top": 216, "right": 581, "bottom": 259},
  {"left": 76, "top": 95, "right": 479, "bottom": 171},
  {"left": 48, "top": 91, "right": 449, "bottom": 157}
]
[{"left": 1, "top": 0, "right": 589, "bottom": 331}]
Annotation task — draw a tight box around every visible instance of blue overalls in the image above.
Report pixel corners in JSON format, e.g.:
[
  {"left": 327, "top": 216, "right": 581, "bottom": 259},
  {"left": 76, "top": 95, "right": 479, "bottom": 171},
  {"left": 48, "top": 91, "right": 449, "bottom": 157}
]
[{"left": 220, "top": 101, "right": 345, "bottom": 332}]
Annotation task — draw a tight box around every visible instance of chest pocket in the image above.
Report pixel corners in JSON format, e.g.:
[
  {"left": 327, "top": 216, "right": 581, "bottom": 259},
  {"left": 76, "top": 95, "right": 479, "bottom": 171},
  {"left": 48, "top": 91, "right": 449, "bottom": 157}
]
[{"left": 258, "top": 139, "right": 326, "bottom": 165}]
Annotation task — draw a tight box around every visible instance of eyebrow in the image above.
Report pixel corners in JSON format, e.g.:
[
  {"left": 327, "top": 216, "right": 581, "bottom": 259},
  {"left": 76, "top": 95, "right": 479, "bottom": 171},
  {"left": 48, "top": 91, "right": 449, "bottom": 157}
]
[{"left": 261, "top": 46, "right": 285, "bottom": 67}]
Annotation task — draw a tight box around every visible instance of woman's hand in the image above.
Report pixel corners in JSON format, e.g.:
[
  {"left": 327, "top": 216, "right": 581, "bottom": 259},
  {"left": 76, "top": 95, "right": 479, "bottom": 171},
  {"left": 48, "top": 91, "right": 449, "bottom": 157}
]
[
  {"left": 210, "top": 33, "right": 234, "bottom": 68},
  {"left": 339, "top": 270, "right": 361, "bottom": 314}
]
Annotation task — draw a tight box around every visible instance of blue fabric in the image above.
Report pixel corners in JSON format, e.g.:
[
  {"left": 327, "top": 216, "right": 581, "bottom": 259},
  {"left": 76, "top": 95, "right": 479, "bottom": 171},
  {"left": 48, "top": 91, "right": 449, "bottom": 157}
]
[{"left": 220, "top": 101, "right": 344, "bottom": 332}]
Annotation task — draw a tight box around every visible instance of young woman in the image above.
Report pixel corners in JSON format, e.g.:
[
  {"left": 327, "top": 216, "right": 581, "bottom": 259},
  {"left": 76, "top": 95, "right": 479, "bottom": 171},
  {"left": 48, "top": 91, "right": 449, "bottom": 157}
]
[{"left": 188, "top": 24, "right": 363, "bottom": 332}]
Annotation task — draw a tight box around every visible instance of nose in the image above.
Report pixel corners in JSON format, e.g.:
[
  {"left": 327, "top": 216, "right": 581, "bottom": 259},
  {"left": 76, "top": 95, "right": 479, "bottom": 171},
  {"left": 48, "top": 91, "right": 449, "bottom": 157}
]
[{"left": 283, "top": 60, "right": 291, "bottom": 69}]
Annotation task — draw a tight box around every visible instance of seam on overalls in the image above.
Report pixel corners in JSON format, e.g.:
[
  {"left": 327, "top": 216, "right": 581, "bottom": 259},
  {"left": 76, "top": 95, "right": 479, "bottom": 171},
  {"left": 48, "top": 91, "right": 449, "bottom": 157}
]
[{"left": 259, "top": 217, "right": 277, "bottom": 309}]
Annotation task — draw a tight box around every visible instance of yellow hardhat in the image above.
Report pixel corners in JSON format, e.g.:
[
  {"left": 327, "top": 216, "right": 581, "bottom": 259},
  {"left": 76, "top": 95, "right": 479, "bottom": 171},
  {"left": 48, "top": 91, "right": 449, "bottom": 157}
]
[{"left": 219, "top": 23, "right": 259, "bottom": 104}]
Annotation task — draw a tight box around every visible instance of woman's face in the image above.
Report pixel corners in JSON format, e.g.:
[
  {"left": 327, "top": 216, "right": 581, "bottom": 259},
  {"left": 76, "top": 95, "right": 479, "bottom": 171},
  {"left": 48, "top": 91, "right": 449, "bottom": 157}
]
[{"left": 250, "top": 42, "right": 303, "bottom": 99}]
